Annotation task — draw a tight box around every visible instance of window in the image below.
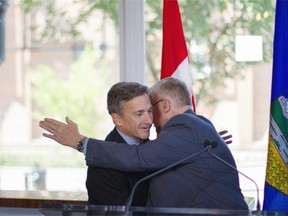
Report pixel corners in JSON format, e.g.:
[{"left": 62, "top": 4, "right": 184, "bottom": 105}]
[{"left": 0, "top": 0, "right": 275, "bottom": 208}]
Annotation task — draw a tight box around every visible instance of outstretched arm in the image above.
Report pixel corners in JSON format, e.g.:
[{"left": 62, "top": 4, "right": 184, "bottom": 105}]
[{"left": 39, "top": 116, "right": 85, "bottom": 149}]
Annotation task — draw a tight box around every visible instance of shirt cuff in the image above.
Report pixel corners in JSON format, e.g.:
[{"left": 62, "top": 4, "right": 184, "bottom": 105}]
[{"left": 83, "top": 137, "right": 89, "bottom": 155}]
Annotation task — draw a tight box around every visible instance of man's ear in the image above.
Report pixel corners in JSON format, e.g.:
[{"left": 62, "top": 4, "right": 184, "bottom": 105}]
[
  {"left": 162, "top": 99, "right": 171, "bottom": 113},
  {"left": 111, "top": 113, "right": 122, "bottom": 126}
]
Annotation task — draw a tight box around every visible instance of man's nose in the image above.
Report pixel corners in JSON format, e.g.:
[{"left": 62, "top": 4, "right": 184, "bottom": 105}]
[{"left": 145, "top": 112, "right": 153, "bottom": 124}]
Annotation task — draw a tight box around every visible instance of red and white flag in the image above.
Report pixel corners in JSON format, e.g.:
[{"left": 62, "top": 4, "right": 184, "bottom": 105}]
[{"left": 160, "top": 0, "right": 196, "bottom": 112}]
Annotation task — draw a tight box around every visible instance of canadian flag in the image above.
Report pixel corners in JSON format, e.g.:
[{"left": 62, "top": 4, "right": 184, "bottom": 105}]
[{"left": 160, "top": 0, "right": 196, "bottom": 112}]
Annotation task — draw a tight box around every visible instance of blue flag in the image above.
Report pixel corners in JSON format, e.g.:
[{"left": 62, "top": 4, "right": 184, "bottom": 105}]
[{"left": 263, "top": 0, "right": 288, "bottom": 211}]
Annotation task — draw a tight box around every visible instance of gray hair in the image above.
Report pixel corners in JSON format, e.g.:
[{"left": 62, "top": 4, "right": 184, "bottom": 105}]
[{"left": 149, "top": 77, "right": 191, "bottom": 107}]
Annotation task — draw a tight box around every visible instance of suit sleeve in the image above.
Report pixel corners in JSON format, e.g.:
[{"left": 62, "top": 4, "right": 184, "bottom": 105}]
[{"left": 85, "top": 113, "right": 222, "bottom": 172}]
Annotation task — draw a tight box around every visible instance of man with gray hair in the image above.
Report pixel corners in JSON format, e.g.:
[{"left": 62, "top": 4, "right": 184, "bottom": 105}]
[{"left": 40, "top": 77, "right": 247, "bottom": 209}]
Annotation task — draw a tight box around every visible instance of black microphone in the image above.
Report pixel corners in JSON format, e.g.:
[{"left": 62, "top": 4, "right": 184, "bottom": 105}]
[
  {"left": 125, "top": 144, "right": 213, "bottom": 211},
  {"left": 204, "top": 140, "right": 261, "bottom": 214},
  {"left": 204, "top": 140, "right": 218, "bottom": 149}
]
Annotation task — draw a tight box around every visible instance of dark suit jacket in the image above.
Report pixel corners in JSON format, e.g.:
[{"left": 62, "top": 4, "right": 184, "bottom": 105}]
[
  {"left": 85, "top": 110, "right": 248, "bottom": 210},
  {"left": 86, "top": 127, "right": 148, "bottom": 206}
]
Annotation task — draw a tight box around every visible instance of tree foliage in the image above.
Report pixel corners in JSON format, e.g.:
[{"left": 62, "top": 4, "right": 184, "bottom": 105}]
[
  {"left": 28, "top": 47, "right": 111, "bottom": 136},
  {"left": 145, "top": 0, "right": 275, "bottom": 104},
  {"left": 21, "top": 0, "right": 275, "bottom": 106}
]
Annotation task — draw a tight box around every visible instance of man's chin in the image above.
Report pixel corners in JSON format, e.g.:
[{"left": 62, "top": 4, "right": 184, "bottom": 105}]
[{"left": 140, "top": 132, "right": 150, "bottom": 140}]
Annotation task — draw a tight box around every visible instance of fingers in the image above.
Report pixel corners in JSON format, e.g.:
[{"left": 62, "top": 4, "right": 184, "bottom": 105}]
[
  {"left": 65, "top": 116, "right": 75, "bottom": 125},
  {"left": 39, "top": 117, "right": 81, "bottom": 149},
  {"left": 223, "top": 135, "right": 233, "bottom": 145},
  {"left": 39, "top": 120, "right": 54, "bottom": 134},
  {"left": 222, "top": 134, "right": 232, "bottom": 140},
  {"left": 42, "top": 131, "right": 67, "bottom": 146},
  {"left": 40, "top": 117, "right": 66, "bottom": 129},
  {"left": 225, "top": 140, "right": 232, "bottom": 145},
  {"left": 218, "top": 130, "right": 233, "bottom": 145},
  {"left": 44, "top": 118, "right": 65, "bottom": 126},
  {"left": 41, "top": 122, "right": 65, "bottom": 144},
  {"left": 42, "top": 132, "right": 55, "bottom": 139},
  {"left": 218, "top": 130, "right": 228, "bottom": 136}
]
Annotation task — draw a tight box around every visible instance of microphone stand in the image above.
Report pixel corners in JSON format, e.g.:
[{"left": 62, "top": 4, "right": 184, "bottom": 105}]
[
  {"left": 206, "top": 145, "right": 261, "bottom": 215},
  {"left": 125, "top": 147, "right": 209, "bottom": 211}
]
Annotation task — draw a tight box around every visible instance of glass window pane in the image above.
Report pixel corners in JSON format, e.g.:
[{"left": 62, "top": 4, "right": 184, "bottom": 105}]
[
  {"left": 145, "top": 0, "right": 275, "bottom": 209},
  {"left": 0, "top": 0, "right": 119, "bottom": 201}
]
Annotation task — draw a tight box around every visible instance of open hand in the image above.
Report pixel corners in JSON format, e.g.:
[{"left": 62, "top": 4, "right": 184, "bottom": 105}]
[{"left": 39, "top": 116, "right": 85, "bottom": 149}]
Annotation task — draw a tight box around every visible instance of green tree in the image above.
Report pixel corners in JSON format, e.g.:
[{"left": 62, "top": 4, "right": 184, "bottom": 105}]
[
  {"left": 29, "top": 47, "right": 111, "bottom": 136},
  {"left": 21, "top": 0, "right": 275, "bottom": 106},
  {"left": 145, "top": 0, "right": 275, "bottom": 105}
]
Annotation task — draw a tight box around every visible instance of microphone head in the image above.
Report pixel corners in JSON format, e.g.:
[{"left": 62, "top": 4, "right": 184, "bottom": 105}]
[{"left": 204, "top": 140, "right": 218, "bottom": 149}]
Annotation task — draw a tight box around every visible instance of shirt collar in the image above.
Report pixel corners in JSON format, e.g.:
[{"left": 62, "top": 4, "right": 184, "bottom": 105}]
[{"left": 116, "top": 128, "right": 140, "bottom": 145}]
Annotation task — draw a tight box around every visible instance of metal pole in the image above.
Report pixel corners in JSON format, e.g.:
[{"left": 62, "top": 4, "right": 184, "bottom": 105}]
[{"left": 0, "top": 0, "right": 9, "bottom": 64}]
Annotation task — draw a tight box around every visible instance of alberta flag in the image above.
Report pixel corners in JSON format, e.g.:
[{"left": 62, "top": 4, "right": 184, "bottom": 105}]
[
  {"left": 263, "top": 0, "right": 288, "bottom": 211},
  {"left": 161, "top": 0, "right": 196, "bottom": 112}
]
